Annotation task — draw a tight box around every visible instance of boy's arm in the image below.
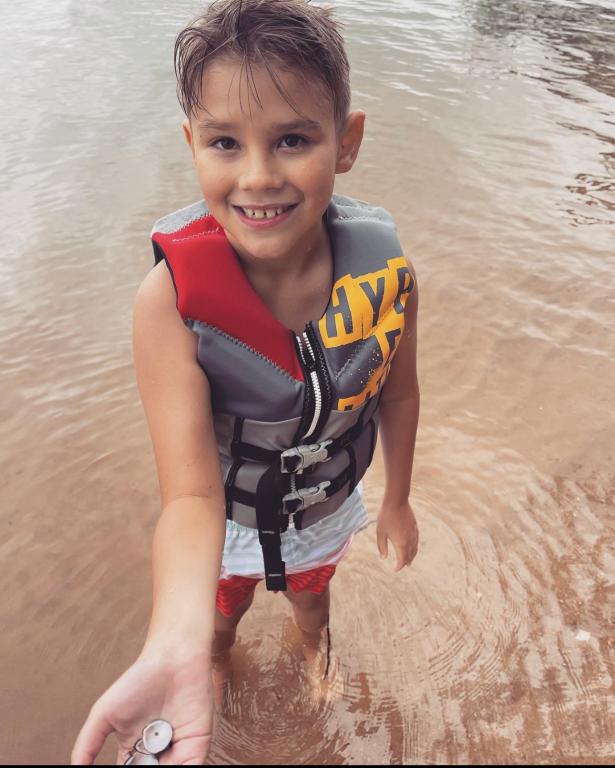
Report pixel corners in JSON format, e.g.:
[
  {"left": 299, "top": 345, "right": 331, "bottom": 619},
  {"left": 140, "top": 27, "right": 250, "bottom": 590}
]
[
  {"left": 376, "top": 256, "right": 420, "bottom": 569},
  {"left": 132, "top": 261, "right": 226, "bottom": 657},
  {"left": 71, "top": 262, "right": 225, "bottom": 766}
]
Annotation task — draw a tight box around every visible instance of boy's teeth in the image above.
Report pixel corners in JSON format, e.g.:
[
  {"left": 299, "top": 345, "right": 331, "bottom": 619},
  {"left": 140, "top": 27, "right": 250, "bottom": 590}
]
[{"left": 241, "top": 206, "right": 288, "bottom": 219}]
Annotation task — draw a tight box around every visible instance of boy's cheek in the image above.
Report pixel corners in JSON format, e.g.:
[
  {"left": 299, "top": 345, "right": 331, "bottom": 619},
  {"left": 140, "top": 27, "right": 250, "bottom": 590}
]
[
  {"left": 300, "top": 148, "right": 337, "bottom": 179},
  {"left": 196, "top": 166, "right": 227, "bottom": 199},
  {"left": 192, "top": 142, "right": 210, "bottom": 167}
]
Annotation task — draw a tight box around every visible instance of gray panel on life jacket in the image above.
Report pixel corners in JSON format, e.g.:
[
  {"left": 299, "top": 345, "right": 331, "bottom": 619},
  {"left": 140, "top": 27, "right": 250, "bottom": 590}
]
[
  {"left": 214, "top": 407, "right": 368, "bottom": 455},
  {"left": 186, "top": 318, "right": 304, "bottom": 421},
  {"left": 326, "top": 194, "right": 401, "bottom": 278},
  {"left": 214, "top": 413, "right": 301, "bottom": 454},
  {"left": 150, "top": 199, "right": 208, "bottom": 237}
]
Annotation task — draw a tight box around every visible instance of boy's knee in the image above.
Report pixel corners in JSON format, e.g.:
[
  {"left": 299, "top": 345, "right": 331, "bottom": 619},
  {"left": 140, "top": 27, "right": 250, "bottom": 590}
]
[
  {"left": 284, "top": 586, "right": 330, "bottom": 616},
  {"left": 212, "top": 628, "right": 237, "bottom": 655},
  {"left": 289, "top": 599, "right": 329, "bottom": 635}
]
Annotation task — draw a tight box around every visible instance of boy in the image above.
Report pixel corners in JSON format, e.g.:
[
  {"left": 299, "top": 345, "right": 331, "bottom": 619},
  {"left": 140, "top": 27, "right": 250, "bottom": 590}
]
[{"left": 72, "top": 0, "right": 419, "bottom": 764}]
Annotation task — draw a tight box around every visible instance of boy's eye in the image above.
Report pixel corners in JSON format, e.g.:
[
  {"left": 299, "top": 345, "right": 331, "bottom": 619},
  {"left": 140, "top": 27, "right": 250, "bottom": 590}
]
[
  {"left": 280, "top": 134, "right": 306, "bottom": 149},
  {"left": 212, "top": 137, "right": 237, "bottom": 151}
]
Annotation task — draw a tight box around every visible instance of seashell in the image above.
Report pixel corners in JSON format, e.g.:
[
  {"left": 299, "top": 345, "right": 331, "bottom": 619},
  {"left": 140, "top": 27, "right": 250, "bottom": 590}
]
[
  {"left": 142, "top": 719, "right": 173, "bottom": 754},
  {"left": 134, "top": 738, "right": 148, "bottom": 754},
  {"left": 124, "top": 752, "right": 158, "bottom": 765}
]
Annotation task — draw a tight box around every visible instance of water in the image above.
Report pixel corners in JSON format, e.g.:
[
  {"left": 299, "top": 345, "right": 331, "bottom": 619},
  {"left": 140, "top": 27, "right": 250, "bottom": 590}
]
[{"left": 1, "top": 0, "right": 613, "bottom": 763}]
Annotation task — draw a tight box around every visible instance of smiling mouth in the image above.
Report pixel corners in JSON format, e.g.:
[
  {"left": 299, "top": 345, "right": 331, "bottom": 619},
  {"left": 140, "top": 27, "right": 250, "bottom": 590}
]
[{"left": 233, "top": 204, "right": 297, "bottom": 220}]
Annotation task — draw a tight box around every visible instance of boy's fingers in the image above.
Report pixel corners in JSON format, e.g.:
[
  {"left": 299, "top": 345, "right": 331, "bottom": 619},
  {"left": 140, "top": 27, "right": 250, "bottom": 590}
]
[
  {"left": 163, "top": 733, "right": 213, "bottom": 766},
  {"left": 394, "top": 543, "right": 409, "bottom": 572},
  {"left": 71, "top": 706, "right": 114, "bottom": 765},
  {"left": 376, "top": 529, "right": 388, "bottom": 559}
]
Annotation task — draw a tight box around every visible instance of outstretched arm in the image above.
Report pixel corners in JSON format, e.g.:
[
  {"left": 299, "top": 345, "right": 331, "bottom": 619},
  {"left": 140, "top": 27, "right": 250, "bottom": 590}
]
[{"left": 71, "top": 261, "right": 225, "bottom": 765}]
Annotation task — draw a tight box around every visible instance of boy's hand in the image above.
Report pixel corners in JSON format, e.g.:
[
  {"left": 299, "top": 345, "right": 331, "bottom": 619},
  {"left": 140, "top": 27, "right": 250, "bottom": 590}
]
[
  {"left": 71, "top": 647, "right": 214, "bottom": 765},
  {"left": 376, "top": 500, "right": 419, "bottom": 572}
]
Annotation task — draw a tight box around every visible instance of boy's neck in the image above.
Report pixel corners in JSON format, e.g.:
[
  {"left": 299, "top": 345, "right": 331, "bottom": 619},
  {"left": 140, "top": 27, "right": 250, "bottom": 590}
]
[
  {"left": 231, "top": 216, "right": 331, "bottom": 286},
  {"left": 229, "top": 217, "right": 334, "bottom": 335}
]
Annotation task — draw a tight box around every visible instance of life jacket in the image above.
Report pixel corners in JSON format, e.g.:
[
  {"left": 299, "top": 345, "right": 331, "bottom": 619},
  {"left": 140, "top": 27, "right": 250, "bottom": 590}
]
[{"left": 151, "top": 193, "right": 414, "bottom": 590}]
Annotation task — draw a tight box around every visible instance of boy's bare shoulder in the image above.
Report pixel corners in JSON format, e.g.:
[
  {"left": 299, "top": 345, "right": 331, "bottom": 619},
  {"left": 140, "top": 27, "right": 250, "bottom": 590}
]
[
  {"left": 132, "top": 260, "right": 198, "bottom": 365},
  {"left": 134, "top": 260, "right": 177, "bottom": 315}
]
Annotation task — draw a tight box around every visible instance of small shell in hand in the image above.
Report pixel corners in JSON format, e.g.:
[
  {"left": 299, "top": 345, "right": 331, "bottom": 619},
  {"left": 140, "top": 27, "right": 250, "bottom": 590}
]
[
  {"left": 124, "top": 752, "right": 158, "bottom": 765},
  {"left": 133, "top": 738, "right": 148, "bottom": 754},
  {"left": 142, "top": 719, "right": 173, "bottom": 754}
]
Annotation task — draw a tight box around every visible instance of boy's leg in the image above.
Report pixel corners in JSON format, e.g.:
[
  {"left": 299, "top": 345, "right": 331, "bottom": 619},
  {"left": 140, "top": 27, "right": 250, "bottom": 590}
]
[
  {"left": 283, "top": 585, "right": 332, "bottom": 687},
  {"left": 282, "top": 584, "right": 330, "bottom": 634},
  {"left": 212, "top": 578, "right": 258, "bottom": 654},
  {"left": 211, "top": 582, "right": 257, "bottom": 712}
]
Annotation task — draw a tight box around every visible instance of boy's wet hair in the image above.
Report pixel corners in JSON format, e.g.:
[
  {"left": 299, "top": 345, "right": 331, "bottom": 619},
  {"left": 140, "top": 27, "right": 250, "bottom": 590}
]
[{"left": 174, "top": 0, "right": 351, "bottom": 132}]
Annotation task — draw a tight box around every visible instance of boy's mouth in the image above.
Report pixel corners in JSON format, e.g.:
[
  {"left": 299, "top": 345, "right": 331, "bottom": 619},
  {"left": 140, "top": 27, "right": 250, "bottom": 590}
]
[{"left": 233, "top": 203, "right": 297, "bottom": 220}]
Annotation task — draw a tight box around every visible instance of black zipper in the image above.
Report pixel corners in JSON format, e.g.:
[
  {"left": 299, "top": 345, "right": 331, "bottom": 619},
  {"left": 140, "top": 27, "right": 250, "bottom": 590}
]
[{"left": 292, "top": 322, "right": 333, "bottom": 444}]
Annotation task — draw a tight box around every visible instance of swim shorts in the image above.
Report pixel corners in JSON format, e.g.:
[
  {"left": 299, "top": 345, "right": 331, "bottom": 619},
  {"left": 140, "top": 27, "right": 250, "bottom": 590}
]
[{"left": 216, "top": 563, "right": 337, "bottom": 617}]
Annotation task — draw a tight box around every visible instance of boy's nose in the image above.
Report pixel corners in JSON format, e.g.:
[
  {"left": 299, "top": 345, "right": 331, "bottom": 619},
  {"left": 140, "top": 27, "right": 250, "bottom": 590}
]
[{"left": 237, "top": 151, "right": 283, "bottom": 192}]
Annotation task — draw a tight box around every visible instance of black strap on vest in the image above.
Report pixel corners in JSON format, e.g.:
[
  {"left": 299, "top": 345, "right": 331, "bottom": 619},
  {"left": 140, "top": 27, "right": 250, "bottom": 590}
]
[
  {"left": 254, "top": 463, "right": 287, "bottom": 591},
  {"left": 346, "top": 444, "right": 357, "bottom": 496},
  {"left": 225, "top": 418, "right": 245, "bottom": 520}
]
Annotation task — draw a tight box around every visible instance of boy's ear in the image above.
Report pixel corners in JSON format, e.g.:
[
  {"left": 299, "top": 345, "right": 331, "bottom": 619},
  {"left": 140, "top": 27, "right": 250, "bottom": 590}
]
[
  {"left": 335, "top": 110, "right": 365, "bottom": 174},
  {"left": 182, "top": 118, "right": 196, "bottom": 160}
]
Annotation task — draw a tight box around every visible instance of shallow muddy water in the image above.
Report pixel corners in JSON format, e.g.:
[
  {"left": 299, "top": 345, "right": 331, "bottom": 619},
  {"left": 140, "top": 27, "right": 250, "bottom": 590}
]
[{"left": 1, "top": 0, "right": 613, "bottom": 763}]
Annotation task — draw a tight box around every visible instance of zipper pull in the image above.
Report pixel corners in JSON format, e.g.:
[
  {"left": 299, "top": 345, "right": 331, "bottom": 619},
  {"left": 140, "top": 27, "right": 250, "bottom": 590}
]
[
  {"left": 301, "top": 332, "right": 316, "bottom": 370},
  {"left": 295, "top": 332, "right": 315, "bottom": 370}
]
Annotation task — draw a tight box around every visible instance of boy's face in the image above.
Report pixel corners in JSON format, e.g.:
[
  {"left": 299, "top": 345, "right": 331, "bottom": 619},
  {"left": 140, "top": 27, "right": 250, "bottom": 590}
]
[{"left": 182, "top": 56, "right": 364, "bottom": 266}]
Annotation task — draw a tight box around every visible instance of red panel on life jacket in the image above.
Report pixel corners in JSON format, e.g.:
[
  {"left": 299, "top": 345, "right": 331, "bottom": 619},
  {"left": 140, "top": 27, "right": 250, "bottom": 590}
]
[{"left": 153, "top": 214, "right": 304, "bottom": 383}]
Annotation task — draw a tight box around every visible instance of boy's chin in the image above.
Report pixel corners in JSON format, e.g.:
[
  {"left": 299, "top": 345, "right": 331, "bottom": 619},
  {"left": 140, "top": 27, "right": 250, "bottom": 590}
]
[
  {"left": 232, "top": 239, "right": 295, "bottom": 263},
  {"left": 223, "top": 226, "right": 302, "bottom": 261}
]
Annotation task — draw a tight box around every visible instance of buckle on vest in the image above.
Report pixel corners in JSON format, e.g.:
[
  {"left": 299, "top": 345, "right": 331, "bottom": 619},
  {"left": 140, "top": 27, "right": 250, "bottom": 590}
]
[
  {"left": 280, "top": 440, "right": 333, "bottom": 474},
  {"left": 281, "top": 481, "right": 331, "bottom": 515}
]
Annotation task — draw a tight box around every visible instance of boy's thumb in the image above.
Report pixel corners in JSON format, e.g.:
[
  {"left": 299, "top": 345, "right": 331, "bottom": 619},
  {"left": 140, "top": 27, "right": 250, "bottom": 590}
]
[{"left": 377, "top": 530, "right": 388, "bottom": 560}]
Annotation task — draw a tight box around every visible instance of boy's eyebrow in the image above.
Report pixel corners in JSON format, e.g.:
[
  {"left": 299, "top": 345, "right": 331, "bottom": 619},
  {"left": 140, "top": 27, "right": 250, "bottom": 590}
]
[{"left": 198, "top": 119, "right": 322, "bottom": 133}]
